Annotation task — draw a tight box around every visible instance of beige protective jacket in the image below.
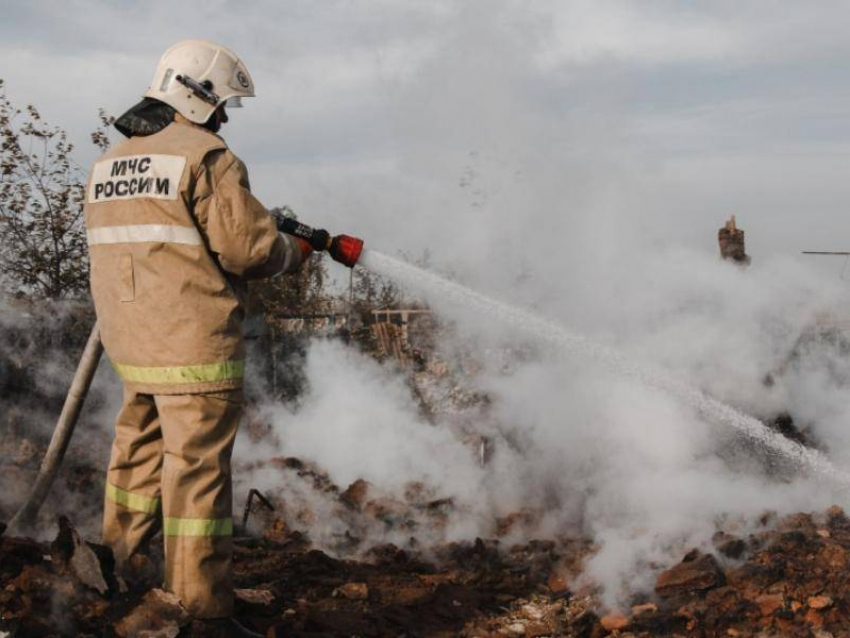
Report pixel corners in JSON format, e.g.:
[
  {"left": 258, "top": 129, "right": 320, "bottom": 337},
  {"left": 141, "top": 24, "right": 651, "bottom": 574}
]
[{"left": 84, "top": 116, "right": 302, "bottom": 394}]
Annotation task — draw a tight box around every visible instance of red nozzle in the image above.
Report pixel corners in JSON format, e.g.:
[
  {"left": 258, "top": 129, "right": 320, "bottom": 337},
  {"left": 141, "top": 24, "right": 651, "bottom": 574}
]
[{"left": 330, "top": 234, "right": 364, "bottom": 268}]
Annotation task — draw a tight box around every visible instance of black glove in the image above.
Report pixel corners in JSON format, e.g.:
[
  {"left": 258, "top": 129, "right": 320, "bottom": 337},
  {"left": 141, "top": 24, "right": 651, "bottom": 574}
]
[
  {"left": 308, "top": 227, "right": 331, "bottom": 251},
  {"left": 275, "top": 214, "right": 331, "bottom": 251}
]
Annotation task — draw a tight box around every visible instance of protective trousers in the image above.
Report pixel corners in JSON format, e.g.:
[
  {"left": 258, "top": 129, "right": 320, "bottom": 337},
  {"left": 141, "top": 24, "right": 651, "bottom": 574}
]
[{"left": 102, "top": 388, "right": 243, "bottom": 618}]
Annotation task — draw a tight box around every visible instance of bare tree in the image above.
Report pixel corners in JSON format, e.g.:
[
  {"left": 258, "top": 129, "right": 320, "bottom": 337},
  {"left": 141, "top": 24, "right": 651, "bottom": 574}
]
[
  {"left": 352, "top": 268, "right": 402, "bottom": 315},
  {"left": 249, "top": 207, "right": 332, "bottom": 330},
  {"left": 0, "top": 80, "right": 112, "bottom": 299}
]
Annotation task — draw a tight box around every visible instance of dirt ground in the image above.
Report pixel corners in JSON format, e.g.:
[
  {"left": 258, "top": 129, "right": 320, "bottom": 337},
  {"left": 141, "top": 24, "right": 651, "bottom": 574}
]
[{"left": 3, "top": 473, "right": 850, "bottom": 637}]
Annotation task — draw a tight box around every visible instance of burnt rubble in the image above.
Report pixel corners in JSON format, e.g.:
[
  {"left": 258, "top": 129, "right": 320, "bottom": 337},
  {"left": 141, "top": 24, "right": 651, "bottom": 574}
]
[
  {"left": 6, "top": 501, "right": 850, "bottom": 635},
  {"left": 5, "top": 359, "right": 850, "bottom": 636},
  {"left": 7, "top": 297, "right": 850, "bottom": 635}
]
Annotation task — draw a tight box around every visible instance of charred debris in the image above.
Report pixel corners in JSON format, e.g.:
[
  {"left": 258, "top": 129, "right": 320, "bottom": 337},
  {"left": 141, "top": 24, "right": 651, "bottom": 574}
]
[{"left": 3, "top": 220, "right": 850, "bottom": 636}]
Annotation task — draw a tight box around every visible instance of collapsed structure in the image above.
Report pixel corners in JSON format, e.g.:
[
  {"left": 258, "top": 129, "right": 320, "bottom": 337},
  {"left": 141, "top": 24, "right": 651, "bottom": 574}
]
[{"left": 718, "top": 215, "right": 751, "bottom": 265}]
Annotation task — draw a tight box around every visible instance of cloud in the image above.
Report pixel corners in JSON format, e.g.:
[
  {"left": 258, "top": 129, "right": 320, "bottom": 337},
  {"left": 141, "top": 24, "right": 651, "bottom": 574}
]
[{"left": 2, "top": 1, "right": 849, "bottom": 267}]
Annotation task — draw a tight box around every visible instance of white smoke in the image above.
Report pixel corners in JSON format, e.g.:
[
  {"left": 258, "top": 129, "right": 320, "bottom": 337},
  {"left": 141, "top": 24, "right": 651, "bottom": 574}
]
[
  {"left": 236, "top": 245, "right": 849, "bottom": 607},
  {"left": 226, "top": 0, "right": 850, "bottom": 610},
  {"left": 258, "top": 340, "right": 485, "bottom": 496},
  {"left": 0, "top": 300, "right": 118, "bottom": 538}
]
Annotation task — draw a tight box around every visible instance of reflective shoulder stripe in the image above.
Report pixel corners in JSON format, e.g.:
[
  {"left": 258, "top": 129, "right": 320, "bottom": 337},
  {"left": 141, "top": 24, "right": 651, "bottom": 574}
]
[
  {"left": 87, "top": 224, "right": 203, "bottom": 246},
  {"left": 106, "top": 483, "right": 160, "bottom": 514},
  {"left": 164, "top": 516, "right": 233, "bottom": 537},
  {"left": 113, "top": 360, "right": 245, "bottom": 385}
]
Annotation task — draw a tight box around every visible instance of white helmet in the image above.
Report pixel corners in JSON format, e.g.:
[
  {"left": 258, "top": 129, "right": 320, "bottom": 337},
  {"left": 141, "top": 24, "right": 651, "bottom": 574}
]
[{"left": 145, "top": 39, "right": 255, "bottom": 124}]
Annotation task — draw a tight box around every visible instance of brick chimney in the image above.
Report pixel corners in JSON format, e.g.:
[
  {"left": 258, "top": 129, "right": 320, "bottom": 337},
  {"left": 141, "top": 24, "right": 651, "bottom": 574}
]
[{"left": 718, "top": 215, "right": 750, "bottom": 265}]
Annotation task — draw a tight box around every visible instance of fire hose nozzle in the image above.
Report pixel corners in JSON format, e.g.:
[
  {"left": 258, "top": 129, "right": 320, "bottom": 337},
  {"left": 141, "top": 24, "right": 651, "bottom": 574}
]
[
  {"left": 275, "top": 213, "right": 364, "bottom": 268},
  {"left": 329, "top": 234, "right": 364, "bottom": 268}
]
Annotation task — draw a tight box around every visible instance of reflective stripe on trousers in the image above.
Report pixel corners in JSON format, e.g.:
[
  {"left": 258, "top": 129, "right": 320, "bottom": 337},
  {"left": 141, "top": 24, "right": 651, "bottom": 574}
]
[
  {"left": 106, "top": 482, "right": 161, "bottom": 514},
  {"left": 105, "top": 488, "right": 232, "bottom": 537}
]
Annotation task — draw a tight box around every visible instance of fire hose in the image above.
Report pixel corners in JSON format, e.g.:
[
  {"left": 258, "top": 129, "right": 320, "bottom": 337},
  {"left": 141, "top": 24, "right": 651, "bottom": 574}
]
[
  {"left": 9, "top": 324, "right": 103, "bottom": 533},
  {"left": 8, "top": 218, "right": 363, "bottom": 534}
]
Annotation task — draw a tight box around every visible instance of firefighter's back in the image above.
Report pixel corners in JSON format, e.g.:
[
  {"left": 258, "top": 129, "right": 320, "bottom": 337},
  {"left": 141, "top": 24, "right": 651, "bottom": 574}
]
[{"left": 84, "top": 120, "right": 246, "bottom": 395}]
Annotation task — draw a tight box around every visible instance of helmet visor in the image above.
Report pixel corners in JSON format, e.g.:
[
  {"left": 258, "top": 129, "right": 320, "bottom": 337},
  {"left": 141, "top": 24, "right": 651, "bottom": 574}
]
[{"left": 225, "top": 96, "right": 243, "bottom": 108}]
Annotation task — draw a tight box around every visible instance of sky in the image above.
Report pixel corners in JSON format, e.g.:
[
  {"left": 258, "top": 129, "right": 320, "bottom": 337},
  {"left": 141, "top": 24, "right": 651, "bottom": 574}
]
[{"left": 3, "top": 0, "right": 850, "bottom": 274}]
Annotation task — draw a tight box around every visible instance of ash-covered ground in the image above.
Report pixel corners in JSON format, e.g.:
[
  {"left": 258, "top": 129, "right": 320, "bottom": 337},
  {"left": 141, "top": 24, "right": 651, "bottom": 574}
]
[
  {"left": 4, "top": 291, "right": 850, "bottom": 637},
  {"left": 5, "top": 456, "right": 850, "bottom": 637}
]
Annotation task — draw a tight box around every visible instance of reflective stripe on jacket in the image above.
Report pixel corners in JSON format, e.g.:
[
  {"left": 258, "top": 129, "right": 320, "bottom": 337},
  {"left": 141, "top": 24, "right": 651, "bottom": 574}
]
[{"left": 84, "top": 117, "right": 302, "bottom": 394}]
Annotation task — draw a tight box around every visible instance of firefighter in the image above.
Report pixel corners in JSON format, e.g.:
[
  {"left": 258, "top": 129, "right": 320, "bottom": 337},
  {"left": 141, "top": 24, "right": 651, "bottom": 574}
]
[{"left": 84, "top": 40, "right": 325, "bottom": 636}]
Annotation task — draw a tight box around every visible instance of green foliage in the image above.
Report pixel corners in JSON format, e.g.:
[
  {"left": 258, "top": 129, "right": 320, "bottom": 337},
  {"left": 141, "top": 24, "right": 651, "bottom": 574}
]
[{"left": 0, "top": 80, "right": 111, "bottom": 299}]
